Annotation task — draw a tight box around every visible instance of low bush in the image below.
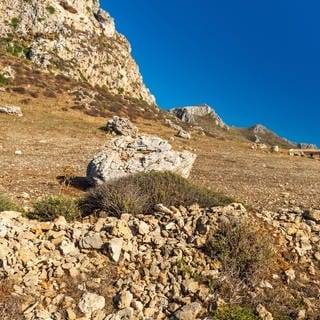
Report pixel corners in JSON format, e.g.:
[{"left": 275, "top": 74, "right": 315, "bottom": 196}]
[
  {"left": 205, "top": 219, "right": 275, "bottom": 304},
  {"left": 80, "top": 171, "right": 234, "bottom": 217},
  {"left": 206, "top": 220, "right": 274, "bottom": 284},
  {"left": 212, "top": 305, "right": 261, "bottom": 320},
  {"left": 28, "top": 196, "right": 80, "bottom": 222},
  {"left": 0, "top": 194, "right": 19, "bottom": 212}
]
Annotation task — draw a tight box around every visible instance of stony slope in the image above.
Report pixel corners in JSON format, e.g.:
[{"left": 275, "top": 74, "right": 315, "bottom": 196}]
[{"left": 0, "top": 0, "right": 155, "bottom": 105}]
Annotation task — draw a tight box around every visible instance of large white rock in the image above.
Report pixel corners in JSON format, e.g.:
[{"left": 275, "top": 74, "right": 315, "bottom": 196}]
[{"left": 87, "top": 135, "right": 196, "bottom": 183}]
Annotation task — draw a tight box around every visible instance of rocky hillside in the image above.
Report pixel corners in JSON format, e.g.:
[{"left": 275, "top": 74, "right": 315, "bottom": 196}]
[
  {"left": 236, "top": 124, "right": 297, "bottom": 149},
  {"left": 170, "top": 104, "right": 228, "bottom": 130},
  {"left": 0, "top": 0, "right": 155, "bottom": 105}
]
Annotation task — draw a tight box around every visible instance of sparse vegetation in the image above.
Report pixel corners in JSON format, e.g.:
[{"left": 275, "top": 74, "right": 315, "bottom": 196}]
[
  {"left": 28, "top": 195, "right": 81, "bottom": 222},
  {"left": 0, "top": 194, "right": 19, "bottom": 212},
  {"left": 46, "top": 5, "right": 56, "bottom": 14},
  {"left": 0, "top": 74, "right": 10, "bottom": 85},
  {"left": 212, "top": 306, "right": 261, "bottom": 320},
  {"left": 80, "top": 171, "right": 234, "bottom": 217},
  {"left": 206, "top": 220, "right": 274, "bottom": 283},
  {"left": 205, "top": 219, "right": 275, "bottom": 304},
  {"left": 10, "top": 17, "right": 19, "bottom": 30}
]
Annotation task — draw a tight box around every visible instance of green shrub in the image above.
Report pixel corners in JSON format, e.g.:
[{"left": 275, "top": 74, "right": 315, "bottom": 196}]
[
  {"left": 11, "top": 17, "right": 19, "bottom": 29},
  {"left": 80, "top": 171, "right": 234, "bottom": 217},
  {"left": 0, "top": 194, "right": 19, "bottom": 212},
  {"left": 46, "top": 5, "right": 56, "bottom": 14},
  {"left": 0, "top": 74, "right": 10, "bottom": 85},
  {"left": 213, "top": 306, "right": 261, "bottom": 320},
  {"left": 28, "top": 196, "right": 80, "bottom": 222}
]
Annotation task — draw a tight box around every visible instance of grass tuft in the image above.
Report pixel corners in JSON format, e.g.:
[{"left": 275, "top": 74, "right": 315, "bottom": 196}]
[
  {"left": 28, "top": 195, "right": 80, "bottom": 222},
  {"left": 0, "top": 194, "right": 19, "bottom": 212}
]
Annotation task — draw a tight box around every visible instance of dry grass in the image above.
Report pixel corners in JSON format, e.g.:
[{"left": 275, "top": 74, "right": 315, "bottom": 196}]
[{"left": 0, "top": 280, "right": 24, "bottom": 319}]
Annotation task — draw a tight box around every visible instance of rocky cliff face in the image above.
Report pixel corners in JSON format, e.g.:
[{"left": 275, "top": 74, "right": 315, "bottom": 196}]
[
  {"left": 170, "top": 104, "right": 228, "bottom": 129},
  {"left": 0, "top": 0, "right": 155, "bottom": 105}
]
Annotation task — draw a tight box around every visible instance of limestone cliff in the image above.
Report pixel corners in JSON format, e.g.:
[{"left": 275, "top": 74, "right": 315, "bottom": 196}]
[
  {"left": 0, "top": 0, "right": 155, "bottom": 105},
  {"left": 170, "top": 104, "right": 228, "bottom": 129}
]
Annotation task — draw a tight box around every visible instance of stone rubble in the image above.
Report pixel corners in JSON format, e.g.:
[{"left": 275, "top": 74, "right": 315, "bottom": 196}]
[{"left": 1, "top": 202, "right": 320, "bottom": 319}]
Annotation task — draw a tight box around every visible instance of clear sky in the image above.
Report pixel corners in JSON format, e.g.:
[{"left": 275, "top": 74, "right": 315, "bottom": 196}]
[{"left": 102, "top": 0, "right": 320, "bottom": 146}]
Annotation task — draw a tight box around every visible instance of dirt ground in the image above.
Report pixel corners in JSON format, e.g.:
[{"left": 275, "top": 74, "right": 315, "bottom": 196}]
[{"left": 1, "top": 88, "right": 320, "bottom": 212}]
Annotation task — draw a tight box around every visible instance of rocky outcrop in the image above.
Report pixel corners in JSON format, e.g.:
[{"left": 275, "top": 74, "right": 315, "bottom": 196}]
[
  {"left": 0, "top": 0, "right": 155, "bottom": 105},
  {"left": 87, "top": 135, "right": 196, "bottom": 183},
  {"left": 106, "top": 116, "right": 138, "bottom": 137},
  {"left": 170, "top": 104, "right": 228, "bottom": 129}
]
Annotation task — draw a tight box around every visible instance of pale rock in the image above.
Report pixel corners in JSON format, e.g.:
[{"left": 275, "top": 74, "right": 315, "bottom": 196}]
[
  {"left": 176, "top": 129, "right": 191, "bottom": 140},
  {"left": 285, "top": 268, "right": 296, "bottom": 282},
  {"left": 175, "top": 302, "right": 202, "bottom": 320},
  {"left": 182, "top": 279, "right": 199, "bottom": 294},
  {"left": 138, "top": 221, "right": 150, "bottom": 235},
  {"left": 170, "top": 104, "right": 228, "bottom": 129},
  {"left": 0, "top": 105, "right": 23, "bottom": 116},
  {"left": 87, "top": 135, "right": 196, "bottom": 183},
  {"left": 106, "top": 116, "right": 138, "bottom": 137},
  {"left": 118, "top": 290, "right": 133, "bottom": 309},
  {"left": 80, "top": 232, "right": 104, "bottom": 249},
  {"left": 60, "top": 239, "right": 78, "bottom": 256},
  {"left": 78, "top": 292, "right": 105, "bottom": 316},
  {"left": 0, "top": 0, "right": 155, "bottom": 105},
  {"left": 109, "top": 238, "right": 123, "bottom": 262}
]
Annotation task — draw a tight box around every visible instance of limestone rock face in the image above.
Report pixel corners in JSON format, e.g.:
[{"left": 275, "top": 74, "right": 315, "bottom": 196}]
[
  {"left": 0, "top": 0, "right": 155, "bottom": 105},
  {"left": 87, "top": 135, "right": 196, "bottom": 183},
  {"left": 170, "top": 104, "right": 228, "bottom": 129}
]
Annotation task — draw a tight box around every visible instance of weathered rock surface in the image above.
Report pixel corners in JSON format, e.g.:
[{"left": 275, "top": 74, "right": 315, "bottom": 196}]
[
  {"left": 170, "top": 104, "right": 228, "bottom": 129},
  {"left": 0, "top": 0, "right": 155, "bottom": 105},
  {"left": 106, "top": 116, "right": 138, "bottom": 137},
  {"left": 87, "top": 135, "right": 196, "bottom": 183},
  {"left": 0, "top": 105, "right": 23, "bottom": 116}
]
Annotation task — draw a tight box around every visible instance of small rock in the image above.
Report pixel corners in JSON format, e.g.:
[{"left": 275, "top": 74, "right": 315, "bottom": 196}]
[
  {"left": 176, "top": 129, "right": 191, "bottom": 140},
  {"left": 175, "top": 302, "right": 202, "bottom": 320},
  {"left": 80, "top": 232, "right": 104, "bottom": 249},
  {"left": 15, "top": 150, "right": 22, "bottom": 155},
  {"left": 285, "top": 268, "right": 296, "bottom": 282},
  {"left": 109, "top": 238, "right": 123, "bottom": 262},
  {"left": 78, "top": 292, "right": 105, "bottom": 316},
  {"left": 0, "top": 105, "right": 23, "bottom": 116},
  {"left": 118, "top": 290, "right": 133, "bottom": 309}
]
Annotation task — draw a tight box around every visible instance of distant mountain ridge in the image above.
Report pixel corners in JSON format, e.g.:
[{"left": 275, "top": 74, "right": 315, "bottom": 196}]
[
  {"left": 169, "top": 105, "right": 317, "bottom": 148},
  {"left": 0, "top": 0, "right": 155, "bottom": 105}
]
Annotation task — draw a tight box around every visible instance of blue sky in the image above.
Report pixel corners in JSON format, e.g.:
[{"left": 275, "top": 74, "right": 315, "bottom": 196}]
[{"left": 102, "top": 0, "right": 320, "bottom": 145}]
